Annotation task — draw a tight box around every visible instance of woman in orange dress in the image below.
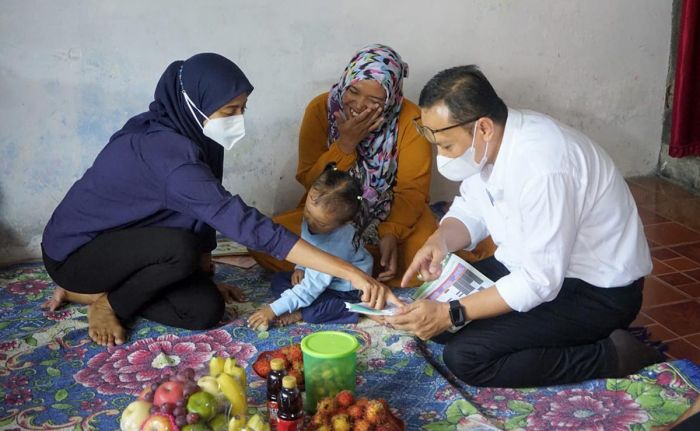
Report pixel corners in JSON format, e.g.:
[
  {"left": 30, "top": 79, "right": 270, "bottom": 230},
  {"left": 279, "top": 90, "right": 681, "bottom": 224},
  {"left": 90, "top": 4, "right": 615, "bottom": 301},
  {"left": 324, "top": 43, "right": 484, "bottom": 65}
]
[{"left": 252, "top": 44, "right": 493, "bottom": 286}]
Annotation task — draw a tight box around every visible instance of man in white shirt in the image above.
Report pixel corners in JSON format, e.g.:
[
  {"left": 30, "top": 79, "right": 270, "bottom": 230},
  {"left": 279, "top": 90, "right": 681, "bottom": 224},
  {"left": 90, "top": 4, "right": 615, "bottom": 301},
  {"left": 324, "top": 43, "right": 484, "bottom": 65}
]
[{"left": 386, "top": 65, "right": 663, "bottom": 388}]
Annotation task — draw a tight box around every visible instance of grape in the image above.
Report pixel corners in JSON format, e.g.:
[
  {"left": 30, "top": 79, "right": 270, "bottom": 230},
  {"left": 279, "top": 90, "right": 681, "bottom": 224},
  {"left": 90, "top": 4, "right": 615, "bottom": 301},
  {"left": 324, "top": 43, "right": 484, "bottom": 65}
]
[
  {"left": 173, "top": 406, "right": 185, "bottom": 417},
  {"left": 149, "top": 405, "right": 159, "bottom": 414},
  {"left": 143, "top": 391, "right": 154, "bottom": 402},
  {"left": 183, "top": 368, "right": 195, "bottom": 380},
  {"left": 160, "top": 403, "right": 175, "bottom": 414},
  {"left": 175, "top": 399, "right": 185, "bottom": 408},
  {"left": 183, "top": 382, "right": 198, "bottom": 398},
  {"left": 150, "top": 382, "right": 160, "bottom": 391},
  {"left": 186, "top": 412, "right": 200, "bottom": 424},
  {"left": 175, "top": 416, "right": 187, "bottom": 428}
]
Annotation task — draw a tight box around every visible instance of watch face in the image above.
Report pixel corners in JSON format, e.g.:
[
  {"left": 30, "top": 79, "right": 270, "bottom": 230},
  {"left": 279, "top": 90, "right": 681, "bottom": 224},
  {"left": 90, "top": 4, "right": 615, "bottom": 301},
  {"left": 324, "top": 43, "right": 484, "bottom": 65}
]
[{"left": 449, "top": 302, "right": 465, "bottom": 326}]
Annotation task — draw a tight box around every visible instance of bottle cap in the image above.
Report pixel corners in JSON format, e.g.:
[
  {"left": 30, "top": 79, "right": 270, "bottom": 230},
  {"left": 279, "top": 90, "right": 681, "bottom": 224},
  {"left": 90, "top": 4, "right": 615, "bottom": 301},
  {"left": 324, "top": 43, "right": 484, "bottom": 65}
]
[
  {"left": 282, "top": 375, "right": 297, "bottom": 389},
  {"left": 270, "top": 358, "right": 286, "bottom": 371}
]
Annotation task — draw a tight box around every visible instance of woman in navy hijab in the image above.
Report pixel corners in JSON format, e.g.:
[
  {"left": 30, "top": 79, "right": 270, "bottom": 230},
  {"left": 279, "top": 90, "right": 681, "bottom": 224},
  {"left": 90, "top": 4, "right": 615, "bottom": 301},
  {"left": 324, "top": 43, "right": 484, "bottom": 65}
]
[{"left": 41, "top": 53, "right": 398, "bottom": 347}]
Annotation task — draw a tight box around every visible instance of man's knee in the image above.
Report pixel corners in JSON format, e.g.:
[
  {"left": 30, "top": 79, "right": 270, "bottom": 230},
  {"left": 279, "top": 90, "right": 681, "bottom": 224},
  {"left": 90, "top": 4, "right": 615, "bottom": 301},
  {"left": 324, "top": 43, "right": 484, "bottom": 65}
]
[{"left": 443, "top": 339, "right": 497, "bottom": 387}]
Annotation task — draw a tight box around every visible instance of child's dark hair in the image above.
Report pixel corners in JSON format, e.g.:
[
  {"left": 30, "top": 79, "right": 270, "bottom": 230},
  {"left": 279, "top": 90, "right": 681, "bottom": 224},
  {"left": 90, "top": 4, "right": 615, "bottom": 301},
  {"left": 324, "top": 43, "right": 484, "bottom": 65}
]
[{"left": 310, "top": 163, "right": 370, "bottom": 249}]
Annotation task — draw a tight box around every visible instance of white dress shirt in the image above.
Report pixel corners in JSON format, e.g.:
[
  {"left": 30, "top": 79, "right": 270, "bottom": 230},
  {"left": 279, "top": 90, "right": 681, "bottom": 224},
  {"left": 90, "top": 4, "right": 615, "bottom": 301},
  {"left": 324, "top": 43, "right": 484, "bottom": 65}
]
[{"left": 444, "top": 108, "right": 652, "bottom": 312}]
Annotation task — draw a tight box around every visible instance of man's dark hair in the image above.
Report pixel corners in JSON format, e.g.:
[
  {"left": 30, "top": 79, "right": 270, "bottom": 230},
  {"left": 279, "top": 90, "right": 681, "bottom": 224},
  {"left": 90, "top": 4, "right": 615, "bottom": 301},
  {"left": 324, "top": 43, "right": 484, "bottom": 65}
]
[{"left": 419, "top": 65, "right": 508, "bottom": 126}]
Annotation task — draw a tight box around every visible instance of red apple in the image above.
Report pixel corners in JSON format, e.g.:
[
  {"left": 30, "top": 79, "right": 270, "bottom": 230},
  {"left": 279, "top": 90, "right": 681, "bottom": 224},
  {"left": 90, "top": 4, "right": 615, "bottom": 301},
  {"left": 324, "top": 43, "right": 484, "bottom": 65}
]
[
  {"left": 140, "top": 413, "right": 177, "bottom": 431},
  {"left": 153, "top": 381, "right": 184, "bottom": 407}
]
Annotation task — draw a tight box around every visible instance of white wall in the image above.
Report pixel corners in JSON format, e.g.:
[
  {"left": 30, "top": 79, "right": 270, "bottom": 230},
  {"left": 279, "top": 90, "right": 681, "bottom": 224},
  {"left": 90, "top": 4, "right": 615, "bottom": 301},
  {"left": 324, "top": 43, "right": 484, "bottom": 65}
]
[{"left": 0, "top": 0, "right": 673, "bottom": 264}]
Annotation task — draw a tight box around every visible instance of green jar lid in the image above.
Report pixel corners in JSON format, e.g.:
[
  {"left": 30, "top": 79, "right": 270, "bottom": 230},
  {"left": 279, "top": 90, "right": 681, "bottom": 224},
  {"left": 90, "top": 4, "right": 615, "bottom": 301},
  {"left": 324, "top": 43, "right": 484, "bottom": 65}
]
[{"left": 301, "top": 331, "right": 359, "bottom": 359}]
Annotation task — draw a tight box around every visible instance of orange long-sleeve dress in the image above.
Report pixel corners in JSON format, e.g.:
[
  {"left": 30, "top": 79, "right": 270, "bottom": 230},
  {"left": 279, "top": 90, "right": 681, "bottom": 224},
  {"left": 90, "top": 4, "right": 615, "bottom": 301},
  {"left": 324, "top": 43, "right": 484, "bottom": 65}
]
[{"left": 250, "top": 93, "right": 495, "bottom": 286}]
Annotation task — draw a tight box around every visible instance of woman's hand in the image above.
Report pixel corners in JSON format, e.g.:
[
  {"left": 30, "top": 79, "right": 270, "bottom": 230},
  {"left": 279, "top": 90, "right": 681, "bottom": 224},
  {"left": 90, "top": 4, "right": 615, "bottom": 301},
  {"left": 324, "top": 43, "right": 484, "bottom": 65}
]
[
  {"left": 385, "top": 299, "right": 452, "bottom": 340},
  {"left": 216, "top": 283, "right": 246, "bottom": 303},
  {"left": 334, "top": 104, "right": 384, "bottom": 153},
  {"left": 401, "top": 232, "right": 449, "bottom": 287},
  {"left": 291, "top": 269, "right": 305, "bottom": 285},
  {"left": 248, "top": 305, "right": 275, "bottom": 330},
  {"left": 285, "top": 239, "right": 401, "bottom": 310},
  {"left": 349, "top": 272, "right": 402, "bottom": 310},
  {"left": 377, "top": 234, "right": 399, "bottom": 282}
]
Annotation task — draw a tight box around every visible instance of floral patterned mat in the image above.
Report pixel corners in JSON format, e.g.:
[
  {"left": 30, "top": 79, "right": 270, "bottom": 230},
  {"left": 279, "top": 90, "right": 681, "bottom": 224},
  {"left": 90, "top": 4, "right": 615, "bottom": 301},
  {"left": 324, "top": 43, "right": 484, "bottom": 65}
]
[
  {"left": 0, "top": 263, "right": 498, "bottom": 431},
  {"left": 420, "top": 335, "right": 700, "bottom": 430},
  {"left": 1, "top": 262, "right": 698, "bottom": 431}
]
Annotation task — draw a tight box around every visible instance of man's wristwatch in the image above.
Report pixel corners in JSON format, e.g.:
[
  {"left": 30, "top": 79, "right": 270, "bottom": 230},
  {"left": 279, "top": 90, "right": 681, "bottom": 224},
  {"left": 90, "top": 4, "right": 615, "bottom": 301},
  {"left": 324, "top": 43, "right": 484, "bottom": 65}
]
[{"left": 449, "top": 300, "right": 467, "bottom": 327}]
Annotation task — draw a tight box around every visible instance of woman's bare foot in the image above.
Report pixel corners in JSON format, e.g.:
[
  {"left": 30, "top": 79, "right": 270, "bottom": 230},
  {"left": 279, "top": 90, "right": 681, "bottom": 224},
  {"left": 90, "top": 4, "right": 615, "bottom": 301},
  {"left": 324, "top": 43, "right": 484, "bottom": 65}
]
[
  {"left": 276, "top": 311, "right": 303, "bottom": 327},
  {"left": 87, "top": 294, "right": 126, "bottom": 347},
  {"left": 42, "top": 287, "right": 102, "bottom": 311}
]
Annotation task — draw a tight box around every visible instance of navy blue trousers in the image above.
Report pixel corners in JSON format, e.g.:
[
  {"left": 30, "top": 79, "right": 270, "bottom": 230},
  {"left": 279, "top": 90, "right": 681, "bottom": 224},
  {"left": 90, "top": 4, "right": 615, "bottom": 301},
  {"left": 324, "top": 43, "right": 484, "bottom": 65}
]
[
  {"left": 270, "top": 272, "right": 361, "bottom": 324},
  {"left": 435, "top": 257, "right": 643, "bottom": 388}
]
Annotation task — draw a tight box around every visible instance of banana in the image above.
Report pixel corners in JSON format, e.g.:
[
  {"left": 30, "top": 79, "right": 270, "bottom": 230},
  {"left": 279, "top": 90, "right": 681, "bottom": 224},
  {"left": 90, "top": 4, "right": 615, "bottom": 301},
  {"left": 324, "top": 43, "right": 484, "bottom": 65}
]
[
  {"left": 217, "top": 373, "right": 248, "bottom": 419},
  {"left": 210, "top": 356, "right": 226, "bottom": 377},
  {"left": 245, "top": 414, "right": 269, "bottom": 431},
  {"left": 224, "top": 357, "right": 238, "bottom": 375},
  {"left": 227, "top": 415, "right": 245, "bottom": 431},
  {"left": 227, "top": 364, "right": 247, "bottom": 388}
]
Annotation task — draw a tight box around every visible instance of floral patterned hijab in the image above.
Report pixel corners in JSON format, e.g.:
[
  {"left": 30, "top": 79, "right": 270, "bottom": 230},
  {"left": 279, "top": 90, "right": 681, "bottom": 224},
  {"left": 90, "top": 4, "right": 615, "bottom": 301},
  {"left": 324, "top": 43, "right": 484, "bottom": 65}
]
[{"left": 327, "top": 44, "right": 408, "bottom": 243}]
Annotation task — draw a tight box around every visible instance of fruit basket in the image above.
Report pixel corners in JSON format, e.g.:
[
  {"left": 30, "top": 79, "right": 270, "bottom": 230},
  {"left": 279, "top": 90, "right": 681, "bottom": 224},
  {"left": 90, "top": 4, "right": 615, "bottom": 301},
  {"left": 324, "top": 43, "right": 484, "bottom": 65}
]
[
  {"left": 120, "top": 357, "right": 270, "bottom": 431},
  {"left": 252, "top": 343, "right": 304, "bottom": 389}
]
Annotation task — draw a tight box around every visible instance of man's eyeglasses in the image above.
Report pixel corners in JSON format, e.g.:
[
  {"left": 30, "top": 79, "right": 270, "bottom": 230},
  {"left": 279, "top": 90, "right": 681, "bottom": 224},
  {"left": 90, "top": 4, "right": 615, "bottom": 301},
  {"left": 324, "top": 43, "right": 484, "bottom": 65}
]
[{"left": 413, "top": 115, "right": 481, "bottom": 144}]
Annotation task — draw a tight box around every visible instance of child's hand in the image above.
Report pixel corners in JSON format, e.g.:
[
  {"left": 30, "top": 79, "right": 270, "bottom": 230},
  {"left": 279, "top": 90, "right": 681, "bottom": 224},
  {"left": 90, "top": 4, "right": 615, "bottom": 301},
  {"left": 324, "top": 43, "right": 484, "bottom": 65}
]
[
  {"left": 291, "top": 269, "right": 305, "bottom": 285},
  {"left": 248, "top": 305, "right": 275, "bottom": 330}
]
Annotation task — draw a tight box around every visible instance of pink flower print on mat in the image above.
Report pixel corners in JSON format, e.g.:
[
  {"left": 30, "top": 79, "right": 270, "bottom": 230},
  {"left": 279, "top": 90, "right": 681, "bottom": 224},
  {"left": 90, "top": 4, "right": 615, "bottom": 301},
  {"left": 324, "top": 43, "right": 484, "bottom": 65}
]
[
  {"left": 75, "top": 330, "right": 256, "bottom": 395},
  {"left": 7, "top": 280, "right": 49, "bottom": 296},
  {"left": 527, "top": 388, "right": 649, "bottom": 431},
  {"left": 473, "top": 388, "right": 527, "bottom": 411}
]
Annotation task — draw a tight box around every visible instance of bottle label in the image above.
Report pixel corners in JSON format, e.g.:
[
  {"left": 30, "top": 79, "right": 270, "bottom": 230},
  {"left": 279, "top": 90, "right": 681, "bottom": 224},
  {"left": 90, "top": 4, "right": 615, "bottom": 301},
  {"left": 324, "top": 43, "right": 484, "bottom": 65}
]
[
  {"left": 277, "top": 417, "right": 304, "bottom": 431},
  {"left": 267, "top": 400, "right": 279, "bottom": 426}
]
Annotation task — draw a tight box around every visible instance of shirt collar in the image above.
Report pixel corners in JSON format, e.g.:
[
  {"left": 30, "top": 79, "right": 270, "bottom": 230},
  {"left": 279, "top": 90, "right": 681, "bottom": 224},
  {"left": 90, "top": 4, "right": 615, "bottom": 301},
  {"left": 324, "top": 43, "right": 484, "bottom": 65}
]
[{"left": 485, "top": 107, "right": 522, "bottom": 193}]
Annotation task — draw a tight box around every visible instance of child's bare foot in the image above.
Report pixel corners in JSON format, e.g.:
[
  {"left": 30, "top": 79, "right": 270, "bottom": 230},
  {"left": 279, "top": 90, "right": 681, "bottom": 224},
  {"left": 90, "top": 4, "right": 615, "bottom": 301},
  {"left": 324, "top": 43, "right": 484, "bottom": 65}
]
[
  {"left": 42, "top": 287, "right": 68, "bottom": 311},
  {"left": 87, "top": 294, "right": 126, "bottom": 347},
  {"left": 276, "top": 311, "right": 303, "bottom": 326},
  {"left": 42, "top": 287, "right": 102, "bottom": 311}
]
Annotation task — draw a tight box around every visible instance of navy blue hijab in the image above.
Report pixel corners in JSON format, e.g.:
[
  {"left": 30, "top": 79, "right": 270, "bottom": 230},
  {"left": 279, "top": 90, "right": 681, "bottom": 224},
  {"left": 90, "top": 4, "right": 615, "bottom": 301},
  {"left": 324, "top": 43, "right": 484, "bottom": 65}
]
[{"left": 111, "top": 53, "right": 253, "bottom": 179}]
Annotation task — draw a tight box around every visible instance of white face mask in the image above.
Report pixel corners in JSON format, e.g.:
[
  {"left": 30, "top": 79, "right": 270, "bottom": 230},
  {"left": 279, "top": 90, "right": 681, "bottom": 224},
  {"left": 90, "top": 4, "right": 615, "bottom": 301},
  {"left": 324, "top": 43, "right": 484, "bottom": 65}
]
[
  {"left": 182, "top": 90, "right": 245, "bottom": 151},
  {"left": 436, "top": 122, "right": 489, "bottom": 182}
]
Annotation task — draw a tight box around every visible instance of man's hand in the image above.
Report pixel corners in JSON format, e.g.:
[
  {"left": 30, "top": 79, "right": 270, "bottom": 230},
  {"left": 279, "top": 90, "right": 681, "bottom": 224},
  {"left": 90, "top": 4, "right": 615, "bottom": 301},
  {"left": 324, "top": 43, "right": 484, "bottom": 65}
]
[
  {"left": 216, "top": 283, "right": 246, "bottom": 303},
  {"left": 248, "top": 305, "right": 275, "bottom": 330},
  {"left": 334, "top": 104, "right": 384, "bottom": 154},
  {"left": 291, "top": 269, "right": 305, "bottom": 285},
  {"left": 377, "top": 234, "right": 399, "bottom": 282},
  {"left": 385, "top": 300, "right": 452, "bottom": 340},
  {"left": 349, "top": 272, "right": 403, "bottom": 311},
  {"left": 401, "top": 233, "right": 448, "bottom": 287}
]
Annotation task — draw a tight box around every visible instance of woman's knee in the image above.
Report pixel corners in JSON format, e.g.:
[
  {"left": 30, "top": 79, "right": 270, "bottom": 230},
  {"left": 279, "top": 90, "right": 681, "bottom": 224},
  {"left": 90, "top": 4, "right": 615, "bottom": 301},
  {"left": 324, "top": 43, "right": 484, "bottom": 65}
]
[
  {"left": 182, "top": 287, "right": 225, "bottom": 330},
  {"left": 161, "top": 230, "right": 202, "bottom": 272}
]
